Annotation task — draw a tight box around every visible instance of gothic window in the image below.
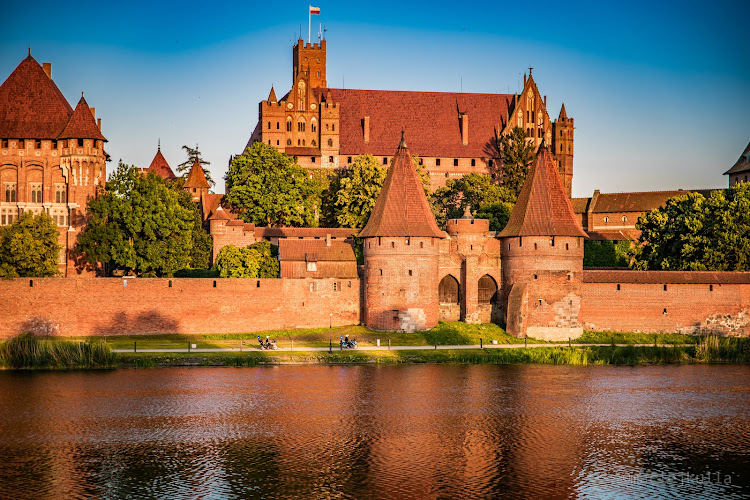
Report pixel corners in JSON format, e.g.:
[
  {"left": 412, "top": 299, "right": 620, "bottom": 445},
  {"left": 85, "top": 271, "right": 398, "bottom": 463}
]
[
  {"left": 287, "top": 139, "right": 292, "bottom": 146},
  {"left": 0, "top": 207, "right": 17, "bottom": 225},
  {"left": 517, "top": 110, "right": 523, "bottom": 128},
  {"left": 267, "top": 121, "right": 271, "bottom": 129},
  {"left": 311, "top": 140, "right": 316, "bottom": 147},
  {"left": 4, "top": 183, "right": 16, "bottom": 202},
  {"left": 327, "top": 138, "right": 333, "bottom": 147},
  {"left": 439, "top": 275, "right": 460, "bottom": 304},
  {"left": 277, "top": 140, "right": 280, "bottom": 146},
  {"left": 298, "top": 119, "right": 306, "bottom": 132},
  {"left": 311, "top": 119, "right": 317, "bottom": 132},
  {"left": 55, "top": 184, "right": 67, "bottom": 204},
  {"left": 478, "top": 275, "right": 498, "bottom": 304},
  {"left": 332, "top": 124, "right": 335, "bottom": 131},
  {"left": 29, "top": 183, "right": 42, "bottom": 204},
  {"left": 297, "top": 81, "right": 306, "bottom": 110},
  {"left": 276, "top": 122, "right": 280, "bottom": 130},
  {"left": 560, "top": 144, "right": 563, "bottom": 153},
  {"left": 286, "top": 118, "right": 292, "bottom": 132}
]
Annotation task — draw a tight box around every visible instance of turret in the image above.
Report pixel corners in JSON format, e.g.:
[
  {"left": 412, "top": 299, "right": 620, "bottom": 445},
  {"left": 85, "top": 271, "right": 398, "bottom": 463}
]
[
  {"left": 293, "top": 38, "right": 327, "bottom": 89},
  {"left": 498, "top": 142, "right": 587, "bottom": 340},
  {"left": 552, "top": 103, "right": 574, "bottom": 197},
  {"left": 360, "top": 133, "right": 444, "bottom": 332},
  {"left": 183, "top": 158, "right": 210, "bottom": 202}
]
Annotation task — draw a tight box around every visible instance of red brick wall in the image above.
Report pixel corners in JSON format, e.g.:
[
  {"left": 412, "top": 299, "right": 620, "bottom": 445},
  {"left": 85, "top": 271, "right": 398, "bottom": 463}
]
[
  {"left": 0, "top": 277, "right": 360, "bottom": 338},
  {"left": 581, "top": 280, "right": 750, "bottom": 334},
  {"left": 363, "top": 236, "right": 440, "bottom": 331}
]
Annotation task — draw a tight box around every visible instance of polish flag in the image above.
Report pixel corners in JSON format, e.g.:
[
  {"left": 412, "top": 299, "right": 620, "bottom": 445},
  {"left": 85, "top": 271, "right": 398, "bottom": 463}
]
[{"left": 310, "top": 5, "right": 320, "bottom": 14}]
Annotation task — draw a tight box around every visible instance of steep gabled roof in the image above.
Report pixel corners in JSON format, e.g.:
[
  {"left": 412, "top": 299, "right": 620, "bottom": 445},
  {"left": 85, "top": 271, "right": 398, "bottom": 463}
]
[
  {"left": 499, "top": 144, "right": 587, "bottom": 238},
  {"left": 324, "top": 88, "right": 513, "bottom": 158},
  {"left": 0, "top": 54, "right": 73, "bottom": 139},
  {"left": 183, "top": 158, "right": 210, "bottom": 188},
  {"left": 267, "top": 86, "right": 278, "bottom": 103},
  {"left": 59, "top": 95, "right": 106, "bottom": 141},
  {"left": 724, "top": 141, "right": 750, "bottom": 175},
  {"left": 558, "top": 103, "right": 568, "bottom": 120},
  {"left": 571, "top": 189, "right": 720, "bottom": 214},
  {"left": 145, "top": 147, "right": 176, "bottom": 180},
  {"left": 359, "top": 134, "right": 444, "bottom": 238}
]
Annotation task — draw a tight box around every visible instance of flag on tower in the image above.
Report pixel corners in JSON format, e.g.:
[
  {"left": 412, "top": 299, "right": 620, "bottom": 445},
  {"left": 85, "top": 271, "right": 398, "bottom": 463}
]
[{"left": 310, "top": 5, "right": 320, "bottom": 14}]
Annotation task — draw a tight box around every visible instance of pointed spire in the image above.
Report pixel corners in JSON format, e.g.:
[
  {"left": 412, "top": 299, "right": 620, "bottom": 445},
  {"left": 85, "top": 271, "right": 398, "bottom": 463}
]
[
  {"left": 559, "top": 103, "right": 568, "bottom": 120},
  {"left": 58, "top": 95, "right": 107, "bottom": 141},
  {"left": 398, "top": 130, "right": 407, "bottom": 149},
  {"left": 267, "top": 86, "right": 277, "bottom": 103},
  {"left": 183, "top": 157, "right": 210, "bottom": 189},
  {"left": 359, "top": 134, "right": 443, "bottom": 238},
  {"left": 146, "top": 146, "right": 176, "bottom": 180},
  {"left": 498, "top": 146, "right": 586, "bottom": 238},
  {"left": 157, "top": 138, "right": 161, "bottom": 151}
]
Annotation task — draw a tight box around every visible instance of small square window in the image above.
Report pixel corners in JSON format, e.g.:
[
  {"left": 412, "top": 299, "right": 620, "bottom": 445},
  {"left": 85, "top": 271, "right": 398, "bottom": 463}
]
[
  {"left": 453, "top": 159, "right": 458, "bottom": 167},
  {"left": 436, "top": 159, "right": 441, "bottom": 166},
  {"left": 471, "top": 159, "right": 476, "bottom": 166}
]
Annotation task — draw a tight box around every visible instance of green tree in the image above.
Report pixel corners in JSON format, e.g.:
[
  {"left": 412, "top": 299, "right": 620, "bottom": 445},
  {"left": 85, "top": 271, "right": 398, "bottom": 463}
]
[
  {"left": 177, "top": 144, "right": 215, "bottom": 187},
  {"left": 474, "top": 202, "right": 514, "bottom": 232},
  {"left": 630, "top": 185, "right": 749, "bottom": 271},
  {"left": 0, "top": 212, "right": 61, "bottom": 278},
  {"left": 76, "top": 161, "right": 195, "bottom": 276},
  {"left": 498, "top": 126, "right": 535, "bottom": 197},
  {"left": 175, "top": 189, "right": 213, "bottom": 270},
  {"left": 225, "top": 143, "right": 322, "bottom": 227},
  {"left": 214, "top": 241, "right": 279, "bottom": 278},
  {"left": 430, "top": 174, "right": 516, "bottom": 228},
  {"left": 584, "top": 240, "right": 631, "bottom": 268}
]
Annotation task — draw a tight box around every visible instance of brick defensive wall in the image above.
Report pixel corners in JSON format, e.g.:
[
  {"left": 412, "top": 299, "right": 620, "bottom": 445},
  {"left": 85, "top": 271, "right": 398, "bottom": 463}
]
[{"left": 0, "top": 277, "right": 360, "bottom": 338}]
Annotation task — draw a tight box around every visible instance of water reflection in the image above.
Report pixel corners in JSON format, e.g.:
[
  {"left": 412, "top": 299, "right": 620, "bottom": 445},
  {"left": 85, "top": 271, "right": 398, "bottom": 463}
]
[{"left": 0, "top": 365, "right": 748, "bottom": 499}]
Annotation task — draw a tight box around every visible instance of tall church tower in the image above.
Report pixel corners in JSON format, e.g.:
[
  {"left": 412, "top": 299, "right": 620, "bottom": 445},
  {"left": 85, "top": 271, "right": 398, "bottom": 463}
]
[
  {"left": 293, "top": 39, "right": 327, "bottom": 89},
  {"left": 552, "top": 104, "right": 574, "bottom": 197},
  {"left": 360, "top": 133, "right": 444, "bottom": 332}
]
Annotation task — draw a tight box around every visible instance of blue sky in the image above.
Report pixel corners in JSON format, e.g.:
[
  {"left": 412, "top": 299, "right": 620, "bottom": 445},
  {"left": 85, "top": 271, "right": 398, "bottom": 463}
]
[{"left": 1, "top": 0, "right": 748, "bottom": 197}]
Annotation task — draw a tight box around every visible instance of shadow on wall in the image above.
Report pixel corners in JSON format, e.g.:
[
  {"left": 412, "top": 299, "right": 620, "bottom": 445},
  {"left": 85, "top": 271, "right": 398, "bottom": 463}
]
[
  {"left": 19, "top": 316, "right": 60, "bottom": 336},
  {"left": 93, "top": 310, "right": 182, "bottom": 336}
]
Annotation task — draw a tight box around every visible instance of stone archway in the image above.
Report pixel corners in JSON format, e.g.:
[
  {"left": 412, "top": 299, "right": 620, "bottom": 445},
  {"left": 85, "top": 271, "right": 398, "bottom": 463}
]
[
  {"left": 439, "top": 274, "right": 460, "bottom": 321},
  {"left": 478, "top": 274, "right": 500, "bottom": 323}
]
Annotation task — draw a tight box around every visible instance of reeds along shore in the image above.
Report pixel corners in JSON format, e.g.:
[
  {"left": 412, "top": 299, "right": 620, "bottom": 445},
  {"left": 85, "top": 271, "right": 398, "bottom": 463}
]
[{"left": 0, "top": 333, "right": 117, "bottom": 369}]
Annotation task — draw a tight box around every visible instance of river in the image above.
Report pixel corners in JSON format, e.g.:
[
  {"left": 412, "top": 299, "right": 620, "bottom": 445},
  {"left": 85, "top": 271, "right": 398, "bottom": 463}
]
[{"left": 0, "top": 365, "right": 748, "bottom": 499}]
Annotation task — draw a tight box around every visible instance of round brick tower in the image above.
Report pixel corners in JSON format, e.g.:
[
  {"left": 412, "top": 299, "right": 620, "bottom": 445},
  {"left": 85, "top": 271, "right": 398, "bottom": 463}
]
[
  {"left": 498, "top": 143, "right": 587, "bottom": 340},
  {"left": 359, "top": 133, "right": 444, "bottom": 332}
]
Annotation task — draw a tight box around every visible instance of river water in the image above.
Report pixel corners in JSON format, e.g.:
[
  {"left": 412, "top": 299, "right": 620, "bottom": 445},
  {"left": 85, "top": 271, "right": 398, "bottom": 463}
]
[{"left": 0, "top": 365, "right": 748, "bottom": 499}]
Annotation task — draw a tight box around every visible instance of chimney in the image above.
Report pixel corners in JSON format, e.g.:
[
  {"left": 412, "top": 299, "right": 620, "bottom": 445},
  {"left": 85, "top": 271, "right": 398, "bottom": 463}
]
[
  {"left": 523, "top": 73, "right": 527, "bottom": 87},
  {"left": 97, "top": 118, "right": 102, "bottom": 130},
  {"left": 460, "top": 113, "right": 469, "bottom": 146},
  {"left": 42, "top": 63, "right": 51, "bottom": 79},
  {"left": 363, "top": 116, "right": 370, "bottom": 143},
  {"left": 325, "top": 233, "right": 331, "bottom": 247},
  {"left": 90, "top": 107, "right": 95, "bottom": 119}
]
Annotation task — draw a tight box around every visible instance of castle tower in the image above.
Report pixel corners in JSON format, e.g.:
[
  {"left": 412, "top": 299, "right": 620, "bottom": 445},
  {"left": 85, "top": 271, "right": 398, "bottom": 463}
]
[
  {"left": 293, "top": 38, "right": 326, "bottom": 89},
  {"left": 183, "top": 158, "right": 209, "bottom": 202},
  {"left": 360, "top": 133, "right": 444, "bottom": 332},
  {"left": 498, "top": 143, "right": 587, "bottom": 340},
  {"left": 143, "top": 143, "right": 176, "bottom": 180},
  {"left": 552, "top": 103, "right": 574, "bottom": 197}
]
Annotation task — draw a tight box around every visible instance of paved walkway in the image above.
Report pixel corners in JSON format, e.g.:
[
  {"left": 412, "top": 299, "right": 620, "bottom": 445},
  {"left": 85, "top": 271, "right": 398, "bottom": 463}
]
[{"left": 115, "top": 343, "right": 663, "bottom": 353}]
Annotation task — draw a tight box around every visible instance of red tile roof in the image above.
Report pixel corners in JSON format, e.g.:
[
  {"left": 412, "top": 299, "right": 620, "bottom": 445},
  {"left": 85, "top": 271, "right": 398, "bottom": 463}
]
[
  {"left": 208, "top": 204, "right": 231, "bottom": 220},
  {"left": 202, "top": 193, "right": 224, "bottom": 220},
  {"left": 145, "top": 148, "right": 176, "bottom": 180},
  {"left": 255, "top": 227, "right": 357, "bottom": 239},
  {"left": 359, "top": 135, "right": 445, "bottom": 238},
  {"left": 325, "top": 88, "right": 513, "bottom": 158},
  {"left": 183, "top": 158, "right": 210, "bottom": 188},
  {"left": 278, "top": 239, "right": 356, "bottom": 262},
  {"left": 584, "top": 270, "right": 750, "bottom": 284},
  {"left": 572, "top": 189, "right": 719, "bottom": 214},
  {"left": 284, "top": 147, "right": 320, "bottom": 156},
  {"left": 0, "top": 54, "right": 73, "bottom": 139},
  {"left": 58, "top": 96, "right": 106, "bottom": 141},
  {"left": 499, "top": 145, "right": 587, "bottom": 238},
  {"left": 724, "top": 141, "right": 750, "bottom": 175}
]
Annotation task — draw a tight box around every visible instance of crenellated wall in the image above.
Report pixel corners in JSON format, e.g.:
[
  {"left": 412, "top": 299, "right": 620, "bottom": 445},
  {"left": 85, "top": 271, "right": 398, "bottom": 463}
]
[{"left": 0, "top": 277, "right": 360, "bottom": 338}]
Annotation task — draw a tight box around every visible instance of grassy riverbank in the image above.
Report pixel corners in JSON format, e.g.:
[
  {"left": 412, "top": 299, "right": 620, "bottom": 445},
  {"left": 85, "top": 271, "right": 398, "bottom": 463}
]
[{"left": 2, "top": 323, "right": 748, "bottom": 369}]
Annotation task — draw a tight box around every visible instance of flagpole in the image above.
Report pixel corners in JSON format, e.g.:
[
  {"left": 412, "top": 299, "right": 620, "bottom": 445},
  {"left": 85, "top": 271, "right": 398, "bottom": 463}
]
[{"left": 308, "top": 6, "right": 311, "bottom": 44}]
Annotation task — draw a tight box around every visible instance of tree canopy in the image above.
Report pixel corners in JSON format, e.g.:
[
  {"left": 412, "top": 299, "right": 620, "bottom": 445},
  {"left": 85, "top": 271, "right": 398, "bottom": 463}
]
[
  {"left": 214, "top": 241, "right": 279, "bottom": 278},
  {"left": 430, "top": 173, "right": 516, "bottom": 228},
  {"left": 0, "top": 212, "right": 61, "bottom": 278},
  {"left": 498, "top": 126, "right": 535, "bottom": 197},
  {"left": 225, "top": 143, "right": 322, "bottom": 227},
  {"left": 177, "top": 144, "right": 215, "bottom": 187},
  {"left": 631, "top": 184, "right": 750, "bottom": 271},
  {"left": 76, "top": 161, "right": 195, "bottom": 276}
]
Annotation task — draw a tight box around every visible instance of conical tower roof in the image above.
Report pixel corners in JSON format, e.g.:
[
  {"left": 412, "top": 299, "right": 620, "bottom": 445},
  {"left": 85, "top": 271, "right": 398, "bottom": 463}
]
[
  {"left": 559, "top": 103, "right": 568, "bottom": 120},
  {"left": 183, "top": 158, "right": 210, "bottom": 188},
  {"left": 498, "top": 143, "right": 587, "bottom": 238},
  {"left": 359, "top": 133, "right": 443, "bottom": 238},
  {"left": 59, "top": 95, "right": 107, "bottom": 141},
  {"left": 0, "top": 53, "right": 73, "bottom": 139},
  {"left": 267, "top": 86, "right": 277, "bottom": 103},
  {"left": 146, "top": 145, "right": 176, "bottom": 180}
]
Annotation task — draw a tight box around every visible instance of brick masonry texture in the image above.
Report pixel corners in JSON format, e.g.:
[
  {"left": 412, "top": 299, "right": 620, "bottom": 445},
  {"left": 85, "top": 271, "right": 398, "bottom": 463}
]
[{"left": 0, "top": 278, "right": 360, "bottom": 338}]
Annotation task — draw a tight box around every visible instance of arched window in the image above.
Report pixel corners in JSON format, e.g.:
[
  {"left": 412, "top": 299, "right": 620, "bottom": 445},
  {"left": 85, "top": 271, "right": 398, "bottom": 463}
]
[
  {"left": 297, "top": 80, "right": 306, "bottom": 110},
  {"left": 328, "top": 138, "right": 333, "bottom": 147},
  {"left": 311, "top": 118, "right": 317, "bottom": 132},
  {"left": 286, "top": 117, "right": 292, "bottom": 132},
  {"left": 439, "top": 275, "right": 460, "bottom": 304},
  {"left": 478, "top": 275, "right": 498, "bottom": 304},
  {"left": 297, "top": 119, "right": 306, "bottom": 132},
  {"left": 287, "top": 139, "right": 292, "bottom": 146}
]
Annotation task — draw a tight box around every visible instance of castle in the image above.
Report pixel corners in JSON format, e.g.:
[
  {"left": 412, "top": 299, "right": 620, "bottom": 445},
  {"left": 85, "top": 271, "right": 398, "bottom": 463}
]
[
  {"left": 248, "top": 39, "right": 575, "bottom": 194},
  {"left": 0, "top": 52, "right": 106, "bottom": 275}
]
